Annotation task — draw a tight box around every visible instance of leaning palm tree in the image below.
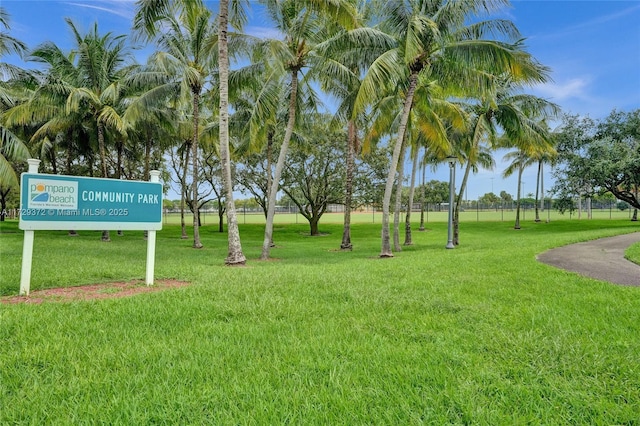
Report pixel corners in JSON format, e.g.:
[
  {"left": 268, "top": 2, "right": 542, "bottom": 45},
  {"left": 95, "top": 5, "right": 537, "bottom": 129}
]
[
  {"left": 451, "top": 70, "right": 559, "bottom": 244},
  {"left": 257, "top": 0, "right": 357, "bottom": 260},
  {"left": 355, "top": 0, "right": 547, "bottom": 257}
]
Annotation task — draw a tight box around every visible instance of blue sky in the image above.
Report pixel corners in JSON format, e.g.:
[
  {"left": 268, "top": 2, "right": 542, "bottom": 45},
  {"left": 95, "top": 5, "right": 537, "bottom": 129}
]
[{"left": 3, "top": 0, "right": 640, "bottom": 201}]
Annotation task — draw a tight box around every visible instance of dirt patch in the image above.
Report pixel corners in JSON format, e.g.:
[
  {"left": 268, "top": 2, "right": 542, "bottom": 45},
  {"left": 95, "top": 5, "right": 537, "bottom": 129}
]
[{"left": 1, "top": 279, "right": 190, "bottom": 305}]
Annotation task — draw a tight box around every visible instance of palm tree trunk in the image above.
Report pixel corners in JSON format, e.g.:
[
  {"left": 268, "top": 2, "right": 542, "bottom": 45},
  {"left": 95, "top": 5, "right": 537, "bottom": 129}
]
[
  {"left": 515, "top": 166, "right": 523, "bottom": 229},
  {"left": 116, "top": 140, "right": 125, "bottom": 237},
  {"left": 261, "top": 69, "right": 298, "bottom": 260},
  {"left": 266, "top": 131, "right": 274, "bottom": 246},
  {"left": 535, "top": 160, "right": 542, "bottom": 222},
  {"left": 380, "top": 72, "right": 418, "bottom": 258},
  {"left": 340, "top": 119, "right": 356, "bottom": 250},
  {"left": 419, "top": 153, "right": 426, "bottom": 231},
  {"left": 97, "top": 122, "right": 110, "bottom": 242},
  {"left": 404, "top": 145, "right": 418, "bottom": 246},
  {"left": 393, "top": 138, "right": 406, "bottom": 252},
  {"left": 180, "top": 142, "right": 190, "bottom": 239},
  {"left": 49, "top": 149, "right": 58, "bottom": 174},
  {"left": 453, "top": 159, "right": 471, "bottom": 246},
  {"left": 219, "top": 0, "right": 246, "bottom": 265},
  {"left": 192, "top": 90, "right": 203, "bottom": 249},
  {"left": 539, "top": 162, "right": 545, "bottom": 212}
]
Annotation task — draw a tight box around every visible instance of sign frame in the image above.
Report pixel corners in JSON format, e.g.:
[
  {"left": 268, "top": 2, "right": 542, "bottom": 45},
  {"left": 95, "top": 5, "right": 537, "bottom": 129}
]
[
  {"left": 18, "top": 159, "right": 162, "bottom": 295},
  {"left": 19, "top": 172, "right": 163, "bottom": 231}
]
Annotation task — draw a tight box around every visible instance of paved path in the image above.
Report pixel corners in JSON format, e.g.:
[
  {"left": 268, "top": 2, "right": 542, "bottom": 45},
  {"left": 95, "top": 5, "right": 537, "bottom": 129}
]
[{"left": 537, "top": 232, "right": 640, "bottom": 286}]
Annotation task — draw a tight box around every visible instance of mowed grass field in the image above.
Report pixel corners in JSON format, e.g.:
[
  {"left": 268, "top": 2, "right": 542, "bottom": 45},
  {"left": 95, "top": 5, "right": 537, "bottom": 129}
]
[{"left": 1, "top": 216, "right": 639, "bottom": 424}]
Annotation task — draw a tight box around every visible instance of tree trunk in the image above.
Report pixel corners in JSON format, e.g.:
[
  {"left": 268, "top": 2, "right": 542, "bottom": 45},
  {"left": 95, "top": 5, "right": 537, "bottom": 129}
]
[
  {"left": 218, "top": 203, "right": 225, "bottom": 233},
  {"left": 453, "top": 159, "right": 471, "bottom": 246},
  {"left": 535, "top": 160, "right": 542, "bottom": 222},
  {"left": 393, "top": 138, "right": 406, "bottom": 252},
  {"left": 116, "top": 140, "right": 124, "bottom": 237},
  {"left": 0, "top": 188, "right": 9, "bottom": 221},
  {"left": 191, "top": 91, "right": 203, "bottom": 249},
  {"left": 49, "top": 148, "right": 58, "bottom": 175},
  {"left": 539, "top": 162, "right": 544, "bottom": 212},
  {"left": 419, "top": 152, "right": 426, "bottom": 231},
  {"left": 633, "top": 185, "right": 639, "bottom": 221},
  {"left": 514, "top": 166, "right": 523, "bottom": 229},
  {"left": 341, "top": 120, "right": 356, "bottom": 250},
  {"left": 380, "top": 72, "right": 418, "bottom": 258},
  {"left": 266, "top": 131, "right": 275, "bottom": 247},
  {"left": 180, "top": 142, "right": 190, "bottom": 239},
  {"left": 310, "top": 216, "right": 320, "bottom": 236},
  {"left": 219, "top": 0, "right": 246, "bottom": 265},
  {"left": 97, "top": 122, "right": 110, "bottom": 242},
  {"left": 261, "top": 69, "right": 299, "bottom": 260},
  {"left": 404, "top": 144, "right": 418, "bottom": 246}
]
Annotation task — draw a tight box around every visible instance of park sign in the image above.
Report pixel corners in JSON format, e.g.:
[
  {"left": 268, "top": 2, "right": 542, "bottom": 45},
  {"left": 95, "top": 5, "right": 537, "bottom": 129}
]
[
  {"left": 18, "top": 160, "right": 163, "bottom": 296},
  {"left": 19, "top": 173, "right": 163, "bottom": 231}
]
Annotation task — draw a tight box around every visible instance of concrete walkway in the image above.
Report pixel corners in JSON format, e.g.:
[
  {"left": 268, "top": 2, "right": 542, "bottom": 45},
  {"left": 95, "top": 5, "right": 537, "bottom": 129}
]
[{"left": 537, "top": 232, "right": 640, "bottom": 286}]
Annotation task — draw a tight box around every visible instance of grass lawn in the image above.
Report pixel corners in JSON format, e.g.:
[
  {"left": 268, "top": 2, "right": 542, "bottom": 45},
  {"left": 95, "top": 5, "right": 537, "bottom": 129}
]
[{"left": 1, "top": 218, "right": 639, "bottom": 424}]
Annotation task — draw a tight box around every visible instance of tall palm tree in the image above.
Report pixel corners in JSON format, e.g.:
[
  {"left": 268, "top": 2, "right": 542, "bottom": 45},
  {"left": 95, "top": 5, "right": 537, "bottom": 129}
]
[
  {"left": 61, "top": 20, "right": 133, "bottom": 241},
  {"left": 258, "top": 0, "right": 357, "bottom": 260},
  {"left": 218, "top": 0, "right": 247, "bottom": 265},
  {"left": 355, "top": 0, "right": 544, "bottom": 257},
  {"left": 313, "top": 2, "right": 395, "bottom": 250},
  {"left": 135, "top": 0, "right": 220, "bottom": 249}
]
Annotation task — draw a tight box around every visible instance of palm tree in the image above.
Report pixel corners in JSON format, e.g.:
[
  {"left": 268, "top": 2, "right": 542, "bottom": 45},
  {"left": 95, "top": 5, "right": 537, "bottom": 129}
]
[
  {"left": 503, "top": 149, "right": 537, "bottom": 229},
  {"left": 134, "top": 0, "right": 219, "bottom": 249},
  {"left": 451, "top": 73, "right": 559, "bottom": 244},
  {"left": 257, "top": 0, "right": 357, "bottom": 260},
  {"left": 313, "top": 2, "right": 395, "bottom": 250},
  {"left": 355, "top": 0, "right": 544, "bottom": 257},
  {"left": 4, "top": 20, "right": 134, "bottom": 241},
  {"left": 218, "top": 0, "right": 248, "bottom": 265},
  {"left": 534, "top": 149, "right": 556, "bottom": 222}
]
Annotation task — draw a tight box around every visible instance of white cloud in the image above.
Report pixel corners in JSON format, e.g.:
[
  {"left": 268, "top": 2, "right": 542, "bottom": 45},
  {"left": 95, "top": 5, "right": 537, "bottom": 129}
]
[
  {"left": 533, "top": 77, "right": 591, "bottom": 101},
  {"left": 63, "top": 1, "right": 135, "bottom": 21}
]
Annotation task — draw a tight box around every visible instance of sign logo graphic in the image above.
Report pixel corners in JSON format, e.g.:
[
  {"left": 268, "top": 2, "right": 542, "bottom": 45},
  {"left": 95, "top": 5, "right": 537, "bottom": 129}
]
[{"left": 27, "top": 178, "right": 78, "bottom": 210}]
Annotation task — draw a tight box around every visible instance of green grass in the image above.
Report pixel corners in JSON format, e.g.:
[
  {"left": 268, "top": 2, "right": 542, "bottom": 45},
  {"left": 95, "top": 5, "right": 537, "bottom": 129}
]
[
  {"left": 626, "top": 241, "right": 640, "bottom": 265},
  {"left": 1, "top": 218, "right": 640, "bottom": 424}
]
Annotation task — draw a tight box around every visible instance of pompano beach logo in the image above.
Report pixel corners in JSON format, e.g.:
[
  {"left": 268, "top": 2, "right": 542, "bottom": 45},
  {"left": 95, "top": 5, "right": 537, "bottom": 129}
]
[
  {"left": 30, "top": 183, "right": 50, "bottom": 202},
  {"left": 27, "top": 178, "right": 78, "bottom": 210}
]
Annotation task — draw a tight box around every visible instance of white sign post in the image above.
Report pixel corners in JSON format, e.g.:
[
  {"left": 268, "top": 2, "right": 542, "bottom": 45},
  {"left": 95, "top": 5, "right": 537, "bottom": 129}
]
[
  {"left": 19, "top": 159, "right": 40, "bottom": 295},
  {"left": 19, "top": 160, "right": 163, "bottom": 295},
  {"left": 145, "top": 170, "right": 160, "bottom": 286}
]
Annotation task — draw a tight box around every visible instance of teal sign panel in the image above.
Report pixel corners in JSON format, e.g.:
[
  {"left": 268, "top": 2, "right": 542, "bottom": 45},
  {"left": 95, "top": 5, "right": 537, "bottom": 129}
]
[{"left": 19, "top": 173, "right": 163, "bottom": 230}]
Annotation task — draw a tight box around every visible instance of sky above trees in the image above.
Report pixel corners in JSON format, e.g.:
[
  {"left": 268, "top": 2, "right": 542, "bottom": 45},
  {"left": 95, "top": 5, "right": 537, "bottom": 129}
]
[{"left": 3, "top": 0, "right": 639, "bottom": 200}]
